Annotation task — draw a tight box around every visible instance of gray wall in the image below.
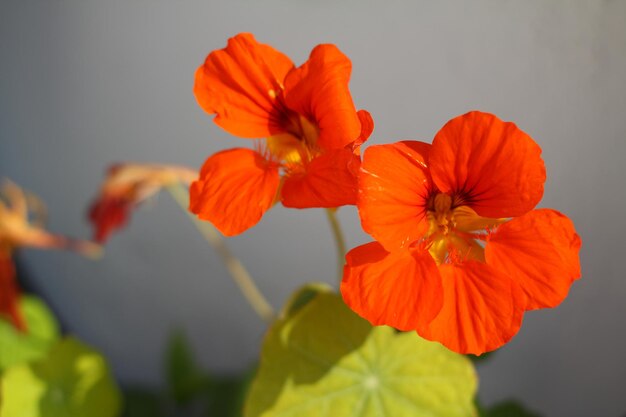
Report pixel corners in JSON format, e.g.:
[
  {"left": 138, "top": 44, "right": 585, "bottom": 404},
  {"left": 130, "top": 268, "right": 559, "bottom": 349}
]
[{"left": 1, "top": 1, "right": 625, "bottom": 416}]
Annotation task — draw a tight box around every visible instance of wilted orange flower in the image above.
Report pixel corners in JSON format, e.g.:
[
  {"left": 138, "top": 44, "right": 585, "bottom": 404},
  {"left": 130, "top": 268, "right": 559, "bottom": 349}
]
[
  {"left": 341, "top": 111, "right": 582, "bottom": 355},
  {"left": 0, "top": 180, "right": 98, "bottom": 330},
  {"left": 190, "top": 33, "right": 373, "bottom": 236},
  {"left": 89, "top": 164, "right": 197, "bottom": 243}
]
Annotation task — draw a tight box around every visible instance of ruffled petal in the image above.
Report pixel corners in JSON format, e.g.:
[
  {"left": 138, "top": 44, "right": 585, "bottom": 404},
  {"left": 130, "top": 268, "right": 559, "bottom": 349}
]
[
  {"left": 341, "top": 242, "right": 443, "bottom": 332},
  {"left": 420, "top": 261, "right": 525, "bottom": 355},
  {"left": 352, "top": 109, "right": 375, "bottom": 152},
  {"left": 429, "top": 111, "right": 546, "bottom": 218},
  {"left": 0, "top": 251, "right": 25, "bottom": 331},
  {"left": 485, "top": 209, "right": 582, "bottom": 310},
  {"left": 190, "top": 148, "right": 280, "bottom": 236},
  {"left": 280, "top": 148, "right": 360, "bottom": 208},
  {"left": 194, "top": 33, "right": 295, "bottom": 138},
  {"left": 358, "top": 141, "right": 433, "bottom": 251},
  {"left": 283, "top": 44, "right": 360, "bottom": 150}
]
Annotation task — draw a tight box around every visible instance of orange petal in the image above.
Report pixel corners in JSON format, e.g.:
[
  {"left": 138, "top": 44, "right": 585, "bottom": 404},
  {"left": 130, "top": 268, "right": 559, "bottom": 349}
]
[
  {"left": 420, "top": 261, "right": 525, "bottom": 355},
  {"left": 189, "top": 148, "right": 280, "bottom": 236},
  {"left": 194, "top": 33, "right": 295, "bottom": 138},
  {"left": 281, "top": 148, "right": 360, "bottom": 208},
  {"left": 341, "top": 242, "right": 443, "bottom": 332},
  {"left": 358, "top": 141, "right": 433, "bottom": 251},
  {"left": 283, "top": 44, "right": 360, "bottom": 150},
  {"left": 0, "top": 251, "right": 26, "bottom": 331},
  {"left": 429, "top": 111, "right": 546, "bottom": 218},
  {"left": 485, "top": 209, "right": 582, "bottom": 310}
]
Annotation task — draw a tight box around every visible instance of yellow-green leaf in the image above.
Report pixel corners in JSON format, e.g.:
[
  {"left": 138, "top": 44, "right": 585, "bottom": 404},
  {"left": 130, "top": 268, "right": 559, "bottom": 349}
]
[
  {"left": 0, "top": 337, "right": 122, "bottom": 417},
  {"left": 0, "top": 296, "right": 60, "bottom": 371},
  {"left": 245, "top": 287, "right": 478, "bottom": 417}
]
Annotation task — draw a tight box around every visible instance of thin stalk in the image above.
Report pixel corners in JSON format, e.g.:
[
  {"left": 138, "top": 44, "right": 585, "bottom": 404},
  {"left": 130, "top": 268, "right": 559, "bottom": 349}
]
[
  {"left": 166, "top": 183, "right": 275, "bottom": 323},
  {"left": 325, "top": 208, "right": 347, "bottom": 283}
]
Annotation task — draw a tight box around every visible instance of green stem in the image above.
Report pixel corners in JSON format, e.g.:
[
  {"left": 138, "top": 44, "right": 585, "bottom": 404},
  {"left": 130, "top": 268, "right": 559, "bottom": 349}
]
[
  {"left": 325, "top": 208, "right": 347, "bottom": 283},
  {"left": 167, "top": 183, "right": 275, "bottom": 323}
]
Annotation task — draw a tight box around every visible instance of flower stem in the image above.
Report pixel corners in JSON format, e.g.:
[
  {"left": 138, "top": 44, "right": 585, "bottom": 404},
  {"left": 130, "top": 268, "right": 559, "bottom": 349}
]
[
  {"left": 325, "top": 208, "right": 347, "bottom": 284},
  {"left": 166, "top": 183, "right": 275, "bottom": 323}
]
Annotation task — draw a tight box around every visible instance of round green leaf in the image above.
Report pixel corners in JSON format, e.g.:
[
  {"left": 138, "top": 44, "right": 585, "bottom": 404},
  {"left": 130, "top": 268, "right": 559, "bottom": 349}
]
[
  {"left": 0, "top": 295, "right": 60, "bottom": 371},
  {"left": 245, "top": 288, "right": 478, "bottom": 417},
  {"left": 0, "top": 337, "right": 122, "bottom": 417}
]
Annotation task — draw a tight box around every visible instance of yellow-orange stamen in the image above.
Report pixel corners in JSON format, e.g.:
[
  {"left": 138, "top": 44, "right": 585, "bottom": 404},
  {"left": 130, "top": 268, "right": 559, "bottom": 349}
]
[{"left": 426, "top": 192, "right": 497, "bottom": 265}]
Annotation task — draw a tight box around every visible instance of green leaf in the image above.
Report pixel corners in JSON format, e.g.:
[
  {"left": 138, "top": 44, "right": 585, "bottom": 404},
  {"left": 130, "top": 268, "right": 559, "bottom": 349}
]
[
  {"left": 486, "top": 400, "right": 543, "bottom": 417},
  {"left": 165, "top": 329, "right": 211, "bottom": 405},
  {"left": 0, "top": 336, "right": 122, "bottom": 417},
  {"left": 245, "top": 287, "right": 478, "bottom": 417},
  {"left": 0, "top": 295, "right": 60, "bottom": 371}
]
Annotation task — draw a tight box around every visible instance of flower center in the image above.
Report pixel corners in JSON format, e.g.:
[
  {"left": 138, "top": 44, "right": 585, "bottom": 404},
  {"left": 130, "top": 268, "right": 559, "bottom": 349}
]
[
  {"left": 266, "top": 114, "right": 320, "bottom": 170},
  {"left": 425, "top": 192, "right": 503, "bottom": 265}
]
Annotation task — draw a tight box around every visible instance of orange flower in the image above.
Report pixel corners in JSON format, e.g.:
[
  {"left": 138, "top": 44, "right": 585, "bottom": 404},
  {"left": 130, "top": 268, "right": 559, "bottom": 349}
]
[
  {"left": 341, "top": 111, "right": 581, "bottom": 355},
  {"left": 89, "top": 163, "right": 197, "bottom": 242},
  {"left": 190, "top": 33, "right": 373, "bottom": 236},
  {"left": 0, "top": 180, "right": 98, "bottom": 330}
]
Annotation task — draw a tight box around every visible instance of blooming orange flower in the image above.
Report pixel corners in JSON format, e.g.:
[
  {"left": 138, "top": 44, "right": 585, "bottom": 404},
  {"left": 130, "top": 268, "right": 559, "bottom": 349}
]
[
  {"left": 190, "top": 33, "right": 373, "bottom": 236},
  {"left": 89, "top": 163, "right": 197, "bottom": 242},
  {"left": 341, "top": 111, "right": 582, "bottom": 355},
  {"left": 0, "top": 180, "right": 98, "bottom": 331}
]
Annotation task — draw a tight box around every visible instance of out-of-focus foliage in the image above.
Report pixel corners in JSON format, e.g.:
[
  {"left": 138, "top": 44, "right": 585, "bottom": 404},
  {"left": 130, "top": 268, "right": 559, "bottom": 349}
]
[
  {"left": 480, "top": 400, "right": 543, "bottom": 417},
  {"left": 166, "top": 329, "right": 253, "bottom": 416},
  {"left": 0, "top": 295, "right": 60, "bottom": 371},
  {"left": 122, "top": 390, "right": 165, "bottom": 417},
  {"left": 121, "top": 330, "right": 254, "bottom": 417},
  {"left": 166, "top": 330, "right": 211, "bottom": 405},
  {"left": 0, "top": 337, "right": 122, "bottom": 417},
  {"left": 245, "top": 285, "right": 478, "bottom": 417},
  {"left": 467, "top": 351, "right": 494, "bottom": 364}
]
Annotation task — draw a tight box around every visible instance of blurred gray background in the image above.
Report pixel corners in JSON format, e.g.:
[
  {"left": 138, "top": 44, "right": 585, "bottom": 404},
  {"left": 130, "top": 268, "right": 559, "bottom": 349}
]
[{"left": 1, "top": 1, "right": 625, "bottom": 416}]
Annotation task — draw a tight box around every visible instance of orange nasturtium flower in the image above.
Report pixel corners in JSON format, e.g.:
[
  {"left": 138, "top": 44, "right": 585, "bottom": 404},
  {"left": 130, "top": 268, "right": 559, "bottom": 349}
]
[
  {"left": 0, "top": 180, "right": 99, "bottom": 331},
  {"left": 88, "top": 164, "right": 198, "bottom": 243},
  {"left": 190, "top": 33, "right": 373, "bottom": 236},
  {"left": 341, "top": 111, "right": 582, "bottom": 355}
]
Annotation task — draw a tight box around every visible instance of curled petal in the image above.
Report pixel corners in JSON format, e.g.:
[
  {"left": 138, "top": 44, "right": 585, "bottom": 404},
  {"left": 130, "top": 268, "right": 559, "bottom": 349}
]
[
  {"left": 429, "top": 111, "right": 546, "bottom": 218},
  {"left": 351, "top": 109, "right": 375, "bottom": 152},
  {"left": 281, "top": 149, "right": 360, "bottom": 208},
  {"left": 283, "top": 44, "right": 361, "bottom": 150},
  {"left": 358, "top": 141, "right": 432, "bottom": 251},
  {"left": 341, "top": 241, "right": 443, "bottom": 332},
  {"left": 194, "top": 33, "right": 295, "bottom": 138},
  {"left": 420, "top": 261, "right": 526, "bottom": 355},
  {"left": 486, "top": 209, "right": 582, "bottom": 310},
  {"left": 190, "top": 148, "right": 280, "bottom": 236}
]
